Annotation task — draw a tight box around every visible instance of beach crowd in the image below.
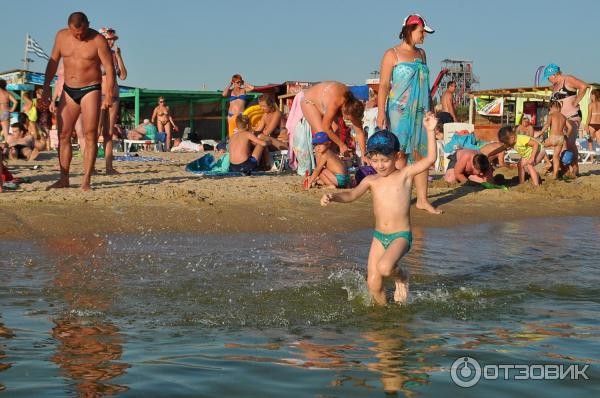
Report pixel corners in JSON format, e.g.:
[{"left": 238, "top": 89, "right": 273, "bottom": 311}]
[{"left": 1, "top": 10, "right": 598, "bottom": 304}]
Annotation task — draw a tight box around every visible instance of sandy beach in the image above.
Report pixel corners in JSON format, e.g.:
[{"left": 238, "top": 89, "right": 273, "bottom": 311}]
[{"left": 2, "top": 150, "right": 599, "bottom": 240}]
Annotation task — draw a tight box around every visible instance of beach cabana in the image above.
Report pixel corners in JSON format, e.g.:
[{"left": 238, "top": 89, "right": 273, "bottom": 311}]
[{"left": 118, "top": 88, "right": 261, "bottom": 141}]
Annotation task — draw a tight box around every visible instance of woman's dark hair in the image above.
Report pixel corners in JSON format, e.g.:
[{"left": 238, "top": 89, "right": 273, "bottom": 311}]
[
  {"left": 342, "top": 91, "right": 365, "bottom": 120},
  {"left": 591, "top": 89, "right": 600, "bottom": 101},
  {"left": 11, "top": 122, "right": 26, "bottom": 131},
  {"left": 18, "top": 113, "right": 28, "bottom": 126},
  {"left": 236, "top": 114, "right": 250, "bottom": 130},
  {"left": 473, "top": 154, "right": 491, "bottom": 174},
  {"left": 0, "top": 79, "right": 6, "bottom": 89},
  {"left": 258, "top": 95, "right": 277, "bottom": 111},
  {"left": 498, "top": 125, "right": 515, "bottom": 144},
  {"left": 399, "top": 24, "right": 420, "bottom": 45},
  {"left": 231, "top": 74, "right": 244, "bottom": 84}
]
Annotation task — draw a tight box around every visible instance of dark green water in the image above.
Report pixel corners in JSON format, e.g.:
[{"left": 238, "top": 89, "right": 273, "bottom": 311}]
[{"left": 1, "top": 217, "right": 599, "bottom": 397}]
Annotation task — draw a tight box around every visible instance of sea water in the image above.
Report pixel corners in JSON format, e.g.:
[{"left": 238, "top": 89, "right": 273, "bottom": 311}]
[{"left": 1, "top": 217, "right": 599, "bottom": 397}]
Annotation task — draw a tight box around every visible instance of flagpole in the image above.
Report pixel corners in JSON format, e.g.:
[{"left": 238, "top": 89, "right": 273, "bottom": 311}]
[{"left": 23, "top": 33, "right": 29, "bottom": 71}]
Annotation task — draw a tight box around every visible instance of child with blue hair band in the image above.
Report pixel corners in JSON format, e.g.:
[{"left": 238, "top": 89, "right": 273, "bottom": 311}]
[{"left": 320, "top": 112, "right": 438, "bottom": 305}]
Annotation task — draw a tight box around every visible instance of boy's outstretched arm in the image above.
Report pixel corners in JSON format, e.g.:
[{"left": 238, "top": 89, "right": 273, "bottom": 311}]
[
  {"left": 404, "top": 112, "right": 438, "bottom": 179},
  {"left": 321, "top": 177, "right": 371, "bottom": 206}
]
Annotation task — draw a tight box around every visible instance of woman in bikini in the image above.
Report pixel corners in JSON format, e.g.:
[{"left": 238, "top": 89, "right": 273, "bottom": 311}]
[
  {"left": 0, "top": 79, "right": 18, "bottom": 142},
  {"left": 544, "top": 64, "right": 590, "bottom": 175},
  {"left": 151, "top": 96, "right": 178, "bottom": 150},
  {"left": 222, "top": 74, "right": 254, "bottom": 137},
  {"left": 377, "top": 13, "right": 441, "bottom": 214},
  {"left": 300, "top": 81, "right": 366, "bottom": 160},
  {"left": 584, "top": 89, "right": 600, "bottom": 149}
]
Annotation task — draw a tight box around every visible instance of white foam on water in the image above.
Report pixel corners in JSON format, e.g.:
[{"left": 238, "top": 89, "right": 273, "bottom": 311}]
[{"left": 329, "top": 269, "right": 373, "bottom": 306}]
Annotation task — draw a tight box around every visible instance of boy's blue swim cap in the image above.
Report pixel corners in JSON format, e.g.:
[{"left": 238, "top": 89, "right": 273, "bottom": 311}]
[
  {"left": 543, "top": 63, "right": 560, "bottom": 81},
  {"left": 312, "top": 132, "right": 331, "bottom": 145},
  {"left": 560, "top": 150, "right": 574, "bottom": 165},
  {"left": 366, "top": 130, "right": 400, "bottom": 155}
]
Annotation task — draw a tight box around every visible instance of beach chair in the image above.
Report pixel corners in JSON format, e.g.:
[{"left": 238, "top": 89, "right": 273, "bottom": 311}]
[
  {"left": 124, "top": 139, "right": 159, "bottom": 155},
  {"left": 504, "top": 149, "right": 520, "bottom": 164},
  {"left": 575, "top": 139, "right": 596, "bottom": 164},
  {"left": 200, "top": 139, "right": 219, "bottom": 151},
  {"left": 439, "top": 122, "right": 475, "bottom": 172},
  {"left": 182, "top": 127, "right": 191, "bottom": 141},
  {"left": 269, "top": 150, "right": 289, "bottom": 172}
]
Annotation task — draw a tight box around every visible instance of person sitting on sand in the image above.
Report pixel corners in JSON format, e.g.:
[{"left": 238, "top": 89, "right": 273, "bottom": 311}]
[
  {"left": 487, "top": 126, "right": 546, "bottom": 186},
  {"left": 516, "top": 114, "right": 535, "bottom": 137},
  {"left": 256, "top": 95, "right": 288, "bottom": 149},
  {"left": 127, "top": 119, "right": 157, "bottom": 141},
  {"left": 443, "top": 149, "right": 494, "bottom": 184},
  {"left": 320, "top": 113, "right": 438, "bottom": 305},
  {"left": 6, "top": 123, "right": 38, "bottom": 161},
  {"left": 306, "top": 132, "right": 350, "bottom": 189},
  {"left": 254, "top": 95, "right": 289, "bottom": 169},
  {"left": 228, "top": 114, "right": 270, "bottom": 174},
  {"left": 18, "top": 111, "right": 47, "bottom": 153},
  {"left": 539, "top": 101, "right": 571, "bottom": 179}
]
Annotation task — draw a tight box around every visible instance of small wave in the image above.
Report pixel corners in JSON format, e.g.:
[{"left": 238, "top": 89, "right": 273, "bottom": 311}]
[{"left": 329, "top": 269, "right": 372, "bottom": 306}]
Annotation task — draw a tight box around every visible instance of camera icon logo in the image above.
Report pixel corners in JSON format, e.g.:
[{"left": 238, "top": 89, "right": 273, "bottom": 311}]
[{"left": 451, "top": 356, "right": 482, "bottom": 387}]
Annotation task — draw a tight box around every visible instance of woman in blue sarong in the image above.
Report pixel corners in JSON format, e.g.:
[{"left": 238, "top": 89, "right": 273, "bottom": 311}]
[{"left": 377, "top": 14, "right": 442, "bottom": 214}]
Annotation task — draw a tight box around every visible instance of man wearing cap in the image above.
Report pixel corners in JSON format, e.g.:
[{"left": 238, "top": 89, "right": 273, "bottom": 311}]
[
  {"left": 377, "top": 13, "right": 442, "bottom": 214},
  {"left": 544, "top": 63, "right": 590, "bottom": 176},
  {"left": 41, "top": 12, "right": 116, "bottom": 191}
]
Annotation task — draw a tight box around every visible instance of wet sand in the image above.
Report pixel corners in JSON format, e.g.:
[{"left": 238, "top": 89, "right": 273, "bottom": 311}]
[{"left": 1, "top": 151, "right": 600, "bottom": 240}]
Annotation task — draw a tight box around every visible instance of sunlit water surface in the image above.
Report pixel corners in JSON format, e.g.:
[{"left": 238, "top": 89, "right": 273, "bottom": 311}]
[{"left": 1, "top": 217, "right": 599, "bottom": 397}]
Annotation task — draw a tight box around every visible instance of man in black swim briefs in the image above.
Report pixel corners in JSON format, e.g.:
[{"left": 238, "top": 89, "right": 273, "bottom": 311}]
[{"left": 40, "top": 11, "right": 116, "bottom": 191}]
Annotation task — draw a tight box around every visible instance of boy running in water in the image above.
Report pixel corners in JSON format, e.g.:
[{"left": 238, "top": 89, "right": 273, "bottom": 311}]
[{"left": 320, "top": 112, "right": 438, "bottom": 305}]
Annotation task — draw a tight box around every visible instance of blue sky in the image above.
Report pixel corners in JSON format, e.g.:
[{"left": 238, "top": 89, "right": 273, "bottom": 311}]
[{"left": 1, "top": 0, "right": 598, "bottom": 91}]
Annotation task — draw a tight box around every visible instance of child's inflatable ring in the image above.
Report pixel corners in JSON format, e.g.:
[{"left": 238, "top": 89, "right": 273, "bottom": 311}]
[{"left": 242, "top": 105, "right": 264, "bottom": 130}]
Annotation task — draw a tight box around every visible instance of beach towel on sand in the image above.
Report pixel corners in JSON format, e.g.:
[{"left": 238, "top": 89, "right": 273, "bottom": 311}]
[
  {"left": 443, "top": 132, "right": 482, "bottom": 153},
  {"left": 185, "top": 153, "right": 269, "bottom": 176},
  {"left": 291, "top": 118, "right": 316, "bottom": 176},
  {"left": 186, "top": 153, "right": 230, "bottom": 174},
  {"left": 113, "top": 155, "right": 169, "bottom": 162}
]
